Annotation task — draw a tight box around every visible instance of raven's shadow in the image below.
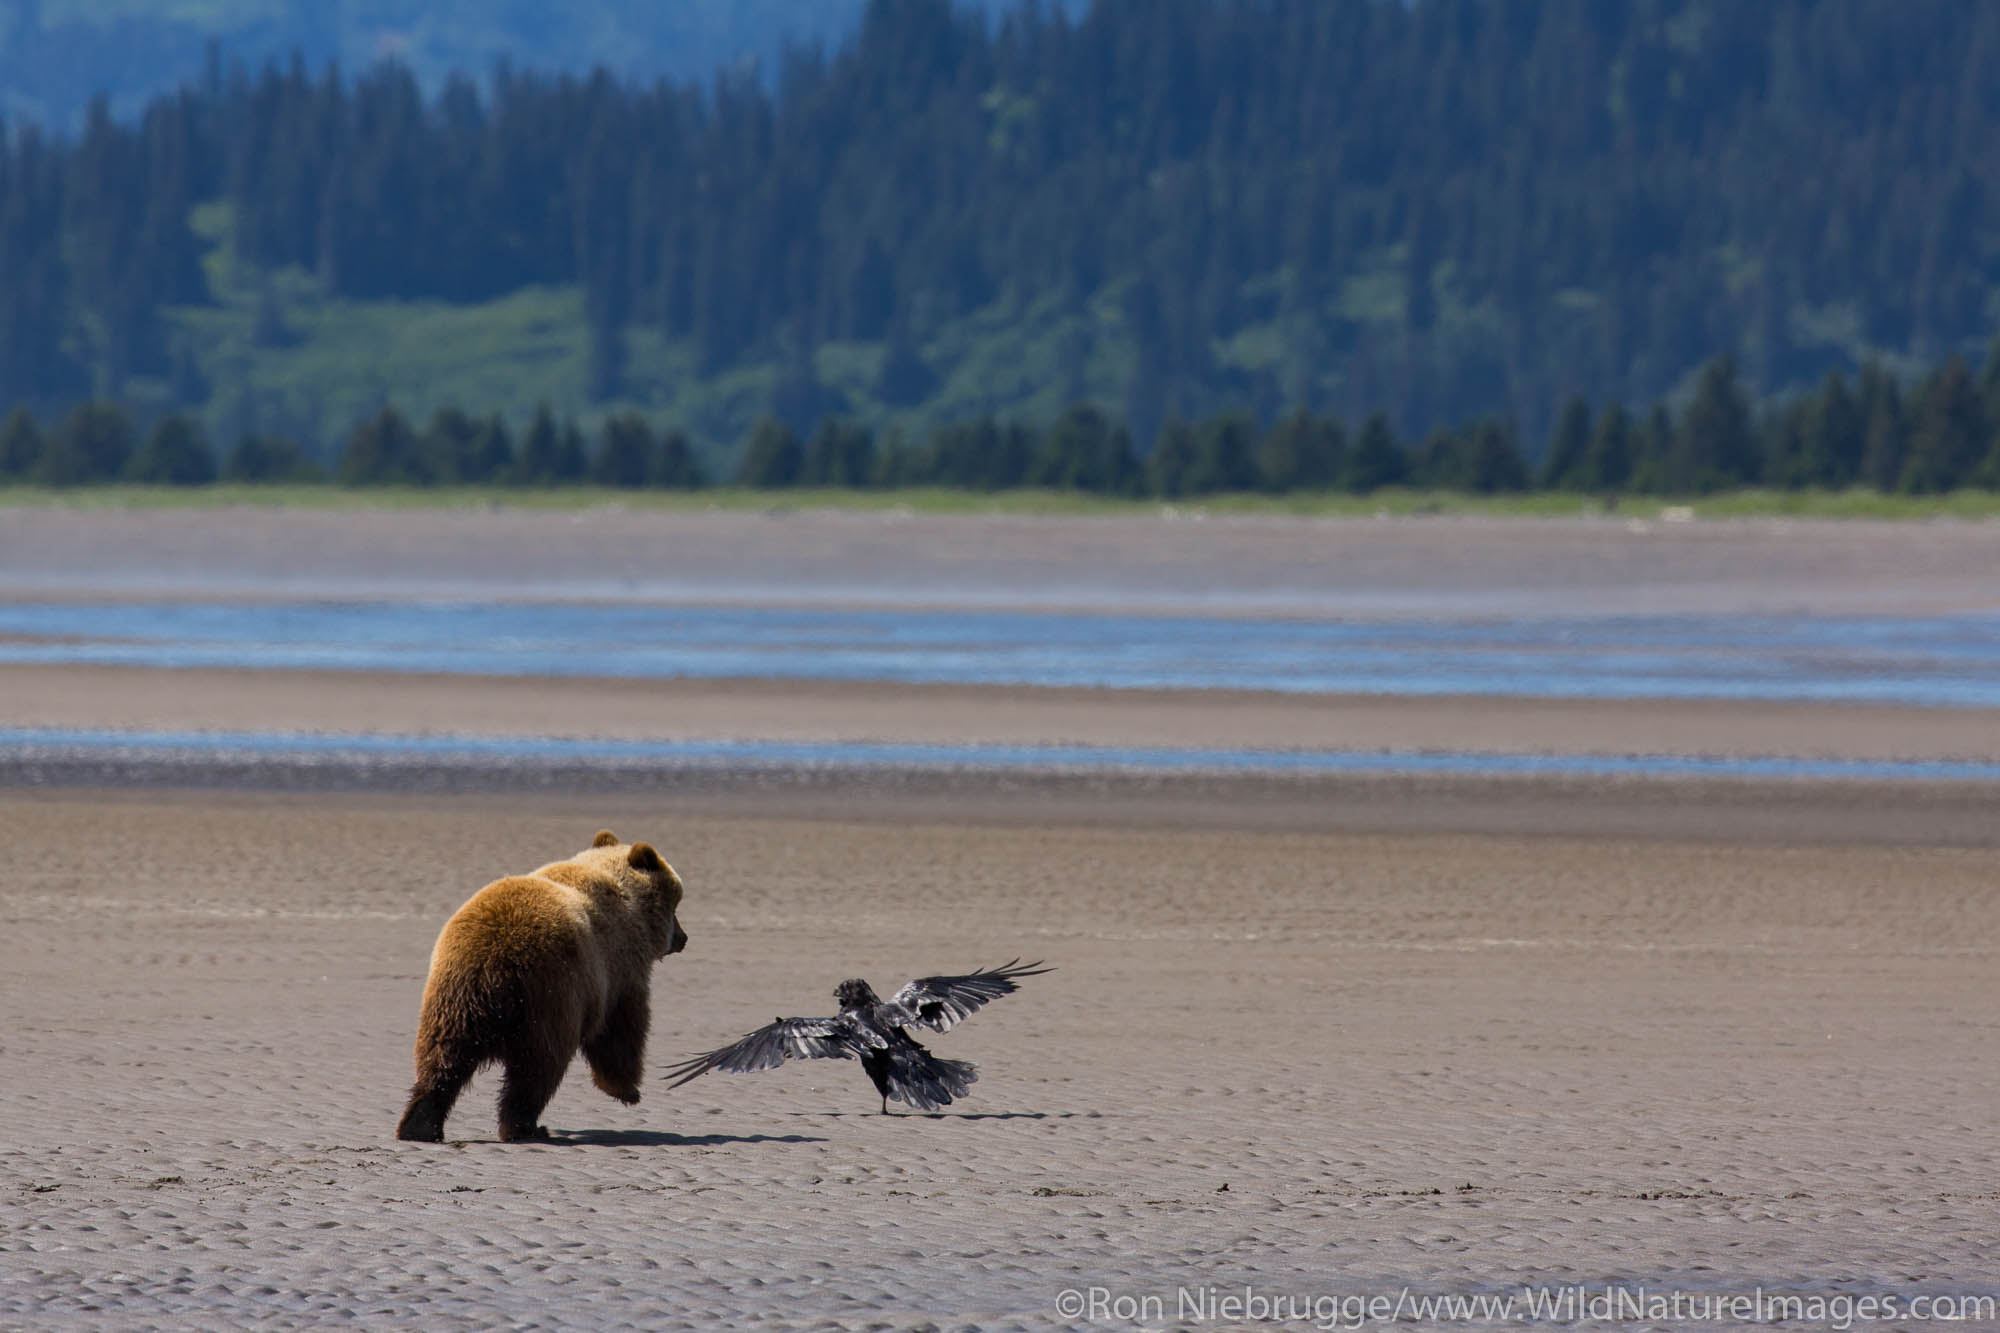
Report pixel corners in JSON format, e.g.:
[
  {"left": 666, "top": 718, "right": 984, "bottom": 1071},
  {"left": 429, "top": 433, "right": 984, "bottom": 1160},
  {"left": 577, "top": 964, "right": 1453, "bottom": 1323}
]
[
  {"left": 788, "top": 1110, "right": 1096, "bottom": 1121},
  {"left": 548, "top": 1128, "right": 827, "bottom": 1146}
]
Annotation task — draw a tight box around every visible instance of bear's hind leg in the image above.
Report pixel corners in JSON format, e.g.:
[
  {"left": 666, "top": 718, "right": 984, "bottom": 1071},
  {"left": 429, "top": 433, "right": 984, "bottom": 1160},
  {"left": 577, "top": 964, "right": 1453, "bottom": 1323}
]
[
  {"left": 495, "top": 1042, "right": 569, "bottom": 1143},
  {"left": 583, "top": 991, "right": 648, "bottom": 1105},
  {"left": 397, "top": 1043, "right": 480, "bottom": 1142}
]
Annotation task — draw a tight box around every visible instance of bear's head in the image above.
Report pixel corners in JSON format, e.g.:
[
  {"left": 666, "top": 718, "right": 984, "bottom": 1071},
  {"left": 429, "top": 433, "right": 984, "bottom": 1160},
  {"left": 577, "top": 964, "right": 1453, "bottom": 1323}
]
[{"left": 588, "top": 829, "right": 688, "bottom": 958}]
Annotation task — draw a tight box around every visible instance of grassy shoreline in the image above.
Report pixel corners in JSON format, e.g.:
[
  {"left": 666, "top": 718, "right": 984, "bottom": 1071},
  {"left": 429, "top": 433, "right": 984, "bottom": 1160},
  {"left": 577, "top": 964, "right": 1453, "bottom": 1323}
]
[{"left": 1, "top": 483, "right": 1998, "bottom": 520}]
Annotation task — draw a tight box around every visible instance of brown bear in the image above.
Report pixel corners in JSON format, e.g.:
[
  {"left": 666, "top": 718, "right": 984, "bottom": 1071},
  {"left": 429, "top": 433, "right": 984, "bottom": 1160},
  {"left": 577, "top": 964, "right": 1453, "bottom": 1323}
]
[{"left": 395, "top": 830, "right": 689, "bottom": 1143}]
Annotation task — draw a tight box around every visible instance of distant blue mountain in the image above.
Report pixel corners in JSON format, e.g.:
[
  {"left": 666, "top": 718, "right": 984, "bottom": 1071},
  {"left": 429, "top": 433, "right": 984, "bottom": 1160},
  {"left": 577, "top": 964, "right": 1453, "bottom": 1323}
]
[{"left": 0, "top": 0, "right": 1082, "bottom": 129}]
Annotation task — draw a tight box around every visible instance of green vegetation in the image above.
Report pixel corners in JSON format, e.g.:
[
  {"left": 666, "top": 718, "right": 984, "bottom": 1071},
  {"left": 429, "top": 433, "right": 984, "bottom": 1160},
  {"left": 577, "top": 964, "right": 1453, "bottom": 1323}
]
[
  {"left": 177, "top": 280, "right": 597, "bottom": 450},
  {"left": 7, "top": 344, "right": 2000, "bottom": 509},
  {"left": 4, "top": 483, "right": 1997, "bottom": 523},
  {"left": 156, "top": 275, "right": 1153, "bottom": 465}
]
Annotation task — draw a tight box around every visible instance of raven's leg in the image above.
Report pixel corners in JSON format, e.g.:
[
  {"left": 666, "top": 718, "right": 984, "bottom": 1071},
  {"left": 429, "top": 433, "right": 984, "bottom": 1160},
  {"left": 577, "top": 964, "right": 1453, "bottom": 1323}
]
[{"left": 861, "top": 1051, "right": 894, "bottom": 1114}]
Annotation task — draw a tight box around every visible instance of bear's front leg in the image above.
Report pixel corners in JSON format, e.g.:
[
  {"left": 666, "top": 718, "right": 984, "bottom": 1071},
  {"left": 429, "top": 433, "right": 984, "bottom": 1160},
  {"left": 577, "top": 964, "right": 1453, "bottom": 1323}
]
[{"left": 583, "top": 989, "right": 649, "bottom": 1105}]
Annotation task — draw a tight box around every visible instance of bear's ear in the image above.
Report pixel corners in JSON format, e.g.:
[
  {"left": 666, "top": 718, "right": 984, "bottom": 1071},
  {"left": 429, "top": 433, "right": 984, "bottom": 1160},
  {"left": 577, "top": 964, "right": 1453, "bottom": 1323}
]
[
  {"left": 592, "top": 829, "right": 619, "bottom": 848},
  {"left": 628, "top": 842, "right": 666, "bottom": 872}
]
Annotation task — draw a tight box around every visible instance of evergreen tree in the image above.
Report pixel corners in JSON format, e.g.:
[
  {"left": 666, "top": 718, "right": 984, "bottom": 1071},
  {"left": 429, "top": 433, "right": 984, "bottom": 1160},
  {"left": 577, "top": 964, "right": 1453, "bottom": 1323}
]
[
  {"left": 0, "top": 408, "right": 43, "bottom": 480},
  {"left": 801, "top": 418, "right": 877, "bottom": 487},
  {"left": 1344, "top": 412, "right": 1405, "bottom": 493},
  {"left": 223, "top": 433, "right": 322, "bottom": 483},
  {"left": 1901, "top": 357, "right": 1987, "bottom": 493},
  {"left": 1255, "top": 408, "right": 1344, "bottom": 492},
  {"left": 469, "top": 415, "right": 516, "bottom": 483},
  {"left": 872, "top": 426, "right": 916, "bottom": 489},
  {"left": 735, "top": 415, "right": 802, "bottom": 487},
  {"left": 653, "top": 427, "right": 708, "bottom": 489},
  {"left": 1857, "top": 365, "right": 1906, "bottom": 491},
  {"left": 513, "top": 404, "right": 565, "bottom": 485},
  {"left": 1032, "top": 404, "right": 1139, "bottom": 493},
  {"left": 1801, "top": 371, "right": 1863, "bottom": 488},
  {"left": 1973, "top": 432, "right": 2000, "bottom": 491},
  {"left": 594, "top": 413, "right": 657, "bottom": 488},
  {"left": 1978, "top": 337, "right": 2000, "bottom": 427},
  {"left": 1185, "top": 411, "right": 1261, "bottom": 494},
  {"left": 125, "top": 413, "right": 217, "bottom": 485},
  {"left": 339, "top": 406, "right": 420, "bottom": 485},
  {"left": 1674, "top": 354, "right": 1757, "bottom": 492},
  {"left": 40, "top": 402, "right": 135, "bottom": 484},
  {"left": 1581, "top": 402, "right": 1633, "bottom": 493},
  {"left": 1092, "top": 415, "right": 1144, "bottom": 497},
  {"left": 1410, "top": 426, "right": 1460, "bottom": 490},
  {"left": 927, "top": 418, "right": 1036, "bottom": 490},
  {"left": 1540, "top": 396, "right": 1593, "bottom": 490},
  {"left": 418, "top": 407, "right": 484, "bottom": 484},
  {"left": 554, "top": 419, "right": 590, "bottom": 484},
  {"left": 1628, "top": 404, "right": 1677, "bottom": 494},
  {"left": 1463, "top": 419, "right": 1529, "bottom": 493},
  {"left": 1760, "top": 400, "right": 1812, "bottom": 490},
  {"left": 911, "top": 422, "right": 973, "bottom": 488},
  {"left": 1146, "top": 418, "right": 1198, "bottom": 498},
  {"left": 983, "top": 423, "right": 1037, "bottom": 491}
]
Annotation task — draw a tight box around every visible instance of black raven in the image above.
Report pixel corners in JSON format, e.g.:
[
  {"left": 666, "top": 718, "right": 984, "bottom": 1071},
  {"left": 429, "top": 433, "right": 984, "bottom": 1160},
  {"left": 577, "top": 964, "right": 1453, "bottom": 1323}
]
[{"left": 662, "top": 959, "right": 1052, "bottom": 1113}]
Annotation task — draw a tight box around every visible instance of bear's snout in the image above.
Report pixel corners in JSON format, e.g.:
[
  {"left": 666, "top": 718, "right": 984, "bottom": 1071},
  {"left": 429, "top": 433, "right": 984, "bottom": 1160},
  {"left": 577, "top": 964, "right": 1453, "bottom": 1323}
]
[{"left": 668, "top": 923, "right": 688, "bottom": 954}]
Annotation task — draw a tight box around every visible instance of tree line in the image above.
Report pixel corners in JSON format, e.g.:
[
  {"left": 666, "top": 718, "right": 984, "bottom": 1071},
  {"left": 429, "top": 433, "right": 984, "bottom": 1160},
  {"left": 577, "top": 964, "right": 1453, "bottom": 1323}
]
[
  {"left": 3, "top": 0, "right": 2000, "bottom": 446},
  {"left": 7, "top": 349, "right": 2000, "bottom": 496}
]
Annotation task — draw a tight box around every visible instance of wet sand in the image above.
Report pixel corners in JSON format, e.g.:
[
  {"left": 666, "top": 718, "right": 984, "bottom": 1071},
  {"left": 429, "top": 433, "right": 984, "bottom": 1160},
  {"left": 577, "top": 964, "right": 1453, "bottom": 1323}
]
[
  {"left": 8, "top": 662, "right": 2000, "bottom": 765},
  {"left": 5, "top": 504, "right": 2000, "bottom": 616},
  {"left": 3, "top": 785, "right": 1998, "bottom": 1327}
]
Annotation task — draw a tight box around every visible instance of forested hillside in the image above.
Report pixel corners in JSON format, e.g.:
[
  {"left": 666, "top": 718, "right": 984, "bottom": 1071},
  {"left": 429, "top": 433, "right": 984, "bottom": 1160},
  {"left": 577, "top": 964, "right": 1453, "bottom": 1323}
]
[
  {"left": 0, "top": 0, "right": 1065, "bottom": 128},
  {"left": 4, "top": 0, "right": 1999, "bottom": 465}
]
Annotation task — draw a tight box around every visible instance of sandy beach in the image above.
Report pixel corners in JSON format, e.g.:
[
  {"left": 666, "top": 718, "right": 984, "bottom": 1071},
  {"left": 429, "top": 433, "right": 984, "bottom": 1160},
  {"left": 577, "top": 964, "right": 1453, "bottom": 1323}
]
[
  {"left": 4, "top": 784, "right": 1998, "bottom": 1327},
  {"left": 3, "top": 507, "right": 1998, "bottom": 1327}
]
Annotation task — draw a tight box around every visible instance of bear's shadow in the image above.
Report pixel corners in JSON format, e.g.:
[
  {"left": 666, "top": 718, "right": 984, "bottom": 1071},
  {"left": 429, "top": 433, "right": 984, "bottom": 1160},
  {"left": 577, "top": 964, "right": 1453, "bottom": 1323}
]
[{"left": 547, "top": 1128, "right": 828, "bottom": 1147}]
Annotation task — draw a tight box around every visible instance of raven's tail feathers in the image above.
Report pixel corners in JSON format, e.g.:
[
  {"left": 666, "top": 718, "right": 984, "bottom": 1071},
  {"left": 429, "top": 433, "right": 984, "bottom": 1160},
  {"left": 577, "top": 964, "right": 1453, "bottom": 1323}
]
[{"left": 886, "top": 1050, "right": 978, "bottom": 1112}]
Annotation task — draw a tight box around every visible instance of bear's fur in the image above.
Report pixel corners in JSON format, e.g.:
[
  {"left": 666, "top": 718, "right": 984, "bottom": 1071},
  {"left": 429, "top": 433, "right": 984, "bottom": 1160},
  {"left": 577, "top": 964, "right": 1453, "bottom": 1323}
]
[{"left": 395, "top": 830, "right": 689, "bottom": 1143}]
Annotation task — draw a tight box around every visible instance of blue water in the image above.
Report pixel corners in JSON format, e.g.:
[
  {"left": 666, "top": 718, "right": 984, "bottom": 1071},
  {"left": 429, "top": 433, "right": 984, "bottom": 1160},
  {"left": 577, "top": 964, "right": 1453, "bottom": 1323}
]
[
  {"left": 6, "top": 727, "right": 1999, "bottom": 783},
  {"left": 2, "top": 600, "right": 1999, "bottom": 706}
]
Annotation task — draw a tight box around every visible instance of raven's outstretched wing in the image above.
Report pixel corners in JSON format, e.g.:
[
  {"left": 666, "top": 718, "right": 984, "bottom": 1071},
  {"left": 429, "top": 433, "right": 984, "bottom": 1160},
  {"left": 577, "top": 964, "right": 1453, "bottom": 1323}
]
[
  {"left": 884, "top": 959, "right": 1054, "bottom": 1033},
  {"left": 661, "top": 1016, "right": 885, "bottom": 1089}
]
